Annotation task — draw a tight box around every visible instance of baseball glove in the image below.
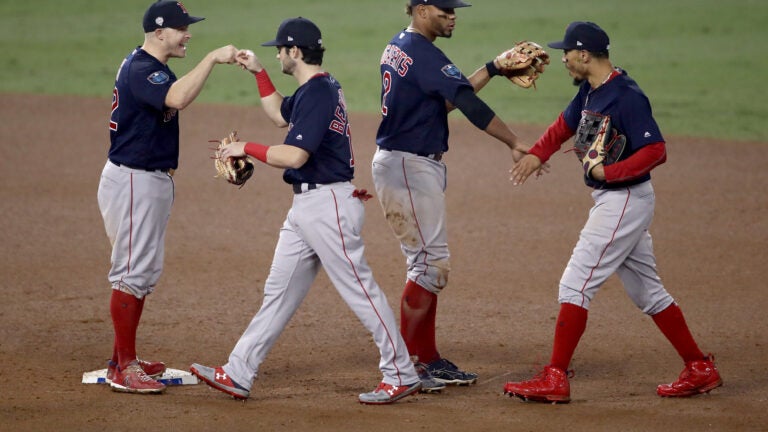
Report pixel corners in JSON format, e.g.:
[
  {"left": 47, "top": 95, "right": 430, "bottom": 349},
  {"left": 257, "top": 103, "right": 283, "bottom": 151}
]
[
  {"left": 211, "top": 131, "right": 255, "bottom": 187},
  {"left": 574, "top": 112, "right": 627, "bottom": 179},
  {"left": 494, "top": 41, "right": 550, "bottom": 89}
]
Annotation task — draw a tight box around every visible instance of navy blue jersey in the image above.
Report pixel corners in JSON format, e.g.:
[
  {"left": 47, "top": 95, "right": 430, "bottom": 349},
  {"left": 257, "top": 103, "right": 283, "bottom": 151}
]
[
  {"left": 280, "top": 73, "right": 354, "bottom": 185},
  {"left": 376, "top": 30, "right": 473, "bottom": 155},
  {"left": 564, "top": 68, "right": 664, "bottom": 189},
  {"left": 108, "top": 47, "right": 179, "bottom": 170}
]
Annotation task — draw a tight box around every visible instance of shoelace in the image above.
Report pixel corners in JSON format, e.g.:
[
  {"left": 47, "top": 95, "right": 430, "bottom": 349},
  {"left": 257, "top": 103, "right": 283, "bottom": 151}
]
[
  {"left": 529, "top": 369, "right": 549, "bottom": 382},
  {"left": 530, "top": 367, "right": 575, "bottom": 382},
  {"left": 678, "top": 367, "right": 694, "bottom": 380},
  {"left": 122, "top": 365, "right": 155, "bottom": 383},
  {"left": 436, "top": 359, "right": 455, "bottom": 370},
  {"left": 434, "top": 359, "right": 470, "bottom": 376},
  {"left": 137, "top": 372, "right": 154, "bottom": 382}
]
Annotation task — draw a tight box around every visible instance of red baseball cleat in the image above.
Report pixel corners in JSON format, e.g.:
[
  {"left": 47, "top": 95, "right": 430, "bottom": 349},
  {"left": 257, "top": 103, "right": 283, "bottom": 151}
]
[
  {"left": 358, "top": 381, "right": 421, "bottom": 405},
  {"left": 107, "top": 358, "right": 166, "bottom": 383},
  {"left": 136, "top": 358, "right": 166, "bottom": 377},
  {"left": 657, "top": 355, "right": 722, "bottom": 397},
  {"left": 109, "top": 363, "right": 166, "bottom": 394},
  {"left": 190, "top": 363, "right": 250, "bottom": 400},
  {"left": 503, "top": 365, "right": 571, "bottom": 403}
]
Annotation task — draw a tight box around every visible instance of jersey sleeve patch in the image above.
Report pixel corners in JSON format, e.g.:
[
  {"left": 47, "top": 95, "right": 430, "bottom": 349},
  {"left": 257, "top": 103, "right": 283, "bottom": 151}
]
[
  {"left": 441, "top": 64, "right": 462, "bottom": 80},
  {"left": 147, "top": 71, "right": 170, "bottom": 85}
]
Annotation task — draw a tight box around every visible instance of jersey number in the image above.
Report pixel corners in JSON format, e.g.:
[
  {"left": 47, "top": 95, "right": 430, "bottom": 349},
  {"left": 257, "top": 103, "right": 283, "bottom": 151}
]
[
  {"left": 109, "top": 87, "right": 119, "bottom": 131},
  {"left": 381, "top": 71, "right": 392, "bottom": 116}
]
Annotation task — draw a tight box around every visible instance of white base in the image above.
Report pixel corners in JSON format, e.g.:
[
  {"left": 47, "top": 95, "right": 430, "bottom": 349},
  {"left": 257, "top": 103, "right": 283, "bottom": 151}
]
[{"left": 82, "top": 368, "right": 199, "bottom": 385}]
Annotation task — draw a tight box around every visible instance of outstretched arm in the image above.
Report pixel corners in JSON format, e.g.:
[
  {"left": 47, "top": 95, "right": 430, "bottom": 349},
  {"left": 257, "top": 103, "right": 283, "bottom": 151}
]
[
  {"left": 453, "top": 87, "right": 528, "bottom": 161},
  {"left": 465, "top": 60, "right": 498, "bottom": 93},
  {"left": 236, "top": 49, "right": 287, "bottom": 127},
  {"left": 165, "top": 45, "right": 238, "bottom": 110},
  {"left": 511, "top": 114, "right": 573, "bottom": 185},
  {"left": 447, "top": 61, "right": 500, "bottom": 111},
  {"left": 483, "top": 115, "right": 529, "bottom": 162}
]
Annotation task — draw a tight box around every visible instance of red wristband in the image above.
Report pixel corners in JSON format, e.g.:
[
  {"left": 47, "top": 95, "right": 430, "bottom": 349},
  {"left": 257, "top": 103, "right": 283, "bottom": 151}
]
[
  {"left": 254, "top": 69, "right": 276, "bottom": 98},
  {"left": 244, "top": 142, "right": 269, "bottom": 163}
]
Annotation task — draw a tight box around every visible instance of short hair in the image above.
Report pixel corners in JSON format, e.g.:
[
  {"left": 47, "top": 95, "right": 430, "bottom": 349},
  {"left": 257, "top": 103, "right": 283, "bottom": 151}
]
[{"left": 298, "top": 46, "right": 325, "bottom": 65}]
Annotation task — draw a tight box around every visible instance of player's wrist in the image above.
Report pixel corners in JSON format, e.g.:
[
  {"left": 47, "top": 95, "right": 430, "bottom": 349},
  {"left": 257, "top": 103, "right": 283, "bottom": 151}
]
[
  {"left": 254, "top": 69, "right": 276, "bottom": 98},
  {"left": 245, "top": 142, "right": 269, "bottom": 163},
  {"left": 486, "top": 59, "right": 501, "bottom": 77}
]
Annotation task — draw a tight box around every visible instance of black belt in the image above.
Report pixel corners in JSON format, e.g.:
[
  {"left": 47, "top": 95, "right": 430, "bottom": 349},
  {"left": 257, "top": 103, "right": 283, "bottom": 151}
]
[
  {"left": 379, "top": 148, "right": 443, "bottom": 162},
  {"left": 111, "top": 160, "right": 170, "bottom": 173},
  {"left": 418, "top": 152, "right": 443, "bottom": 162},
  {"left": 292, "top": 183, "right": 318, "bottom": 194}
]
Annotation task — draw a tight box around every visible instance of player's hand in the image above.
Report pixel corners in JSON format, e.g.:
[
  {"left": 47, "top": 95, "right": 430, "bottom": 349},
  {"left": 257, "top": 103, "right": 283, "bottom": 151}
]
[
  {"left": 511, "top": 140, "right": 531, "bottom": 163},
  {"left": 589, "top": 163, "right": 606, "bottom": 181},
  {"left": 236, "top": 49, "right": 264, "bottom": 73},
  {"left": 510, "top": 153, "right": 544, "bottom": 185},
  {"left": 219, "top": 141, "right": 246, "bottom": 159},
  {"left": 512, "top": 148, "right": 527, "bottom": 163},
  {"left": 211, "top": 45, "right": 239, "bottom": 64}
]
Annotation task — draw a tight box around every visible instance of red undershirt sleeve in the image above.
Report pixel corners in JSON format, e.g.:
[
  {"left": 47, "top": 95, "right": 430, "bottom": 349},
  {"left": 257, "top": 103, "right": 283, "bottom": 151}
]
[
  {"left": 603, "top": 141, "right": 667, "bottom": 183},
  {"left": 529, "top": 113, "right": 573, "bottom": 164},
  {"left": 244, "top": 142, "right": 269, "bottom": 163},
  {"left": 254, "top": 69, "right": 276, "bottom": 98}
]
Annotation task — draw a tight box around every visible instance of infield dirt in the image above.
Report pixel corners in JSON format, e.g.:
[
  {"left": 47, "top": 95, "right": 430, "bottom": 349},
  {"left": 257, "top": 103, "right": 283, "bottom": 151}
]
[{"left": 1, "top": 94, "right": 766, "bottom": 431}]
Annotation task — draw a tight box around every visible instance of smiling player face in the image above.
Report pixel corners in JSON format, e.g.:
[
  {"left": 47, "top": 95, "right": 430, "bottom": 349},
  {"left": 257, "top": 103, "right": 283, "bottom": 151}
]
[{"left": 161, "top": 26, "right": 192, "bottom": 58}]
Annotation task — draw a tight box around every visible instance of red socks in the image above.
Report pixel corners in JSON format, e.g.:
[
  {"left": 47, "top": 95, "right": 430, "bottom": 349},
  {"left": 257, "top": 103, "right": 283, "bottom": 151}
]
[
  {"left": 110, "top": 290, "right": 144, "bottom": 369},
  {"left": 400, "top": 280, "right": 439, "bottom": 364},
  {"left": 549, "top": 303, "right": 588, "bottom": 371},
  {"left": 652, "top": 303, "right": 704, "bottom": 363},
  {"left": 547, "top": 302, "right": 705, "bottom": 371}
]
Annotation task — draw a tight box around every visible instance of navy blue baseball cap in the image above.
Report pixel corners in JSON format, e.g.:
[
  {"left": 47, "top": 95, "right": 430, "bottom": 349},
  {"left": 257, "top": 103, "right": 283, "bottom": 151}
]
[
  {"left": 548, "top": 21, "right": 610, "bottom": 52},
  {"left": 261, "top": 17, "right": 323, "bottom": 49},
  {"left": 143, "top": 1, "right": 204, "bottom": 32},
  {"left": 410, "top": 0, "right": 472, "bottom": 8}
]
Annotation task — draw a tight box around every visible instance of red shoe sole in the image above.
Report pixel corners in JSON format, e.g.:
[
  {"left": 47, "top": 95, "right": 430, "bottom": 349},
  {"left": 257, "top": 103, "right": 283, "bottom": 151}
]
[
  {"left": 359, "top": 382, "right": 422, "bottom": 405},
  {"left": 658, "top": 378, "right": 723, "bottom": 397},
  {"left": 190, "top": 367, "right": 249, "bottom": 400}
]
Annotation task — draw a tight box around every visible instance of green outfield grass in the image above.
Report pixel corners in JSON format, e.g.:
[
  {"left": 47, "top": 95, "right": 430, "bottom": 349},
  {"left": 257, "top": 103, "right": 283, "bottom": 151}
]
[{"left": 1, "top": 0, "right": 765, "bottom": 141}]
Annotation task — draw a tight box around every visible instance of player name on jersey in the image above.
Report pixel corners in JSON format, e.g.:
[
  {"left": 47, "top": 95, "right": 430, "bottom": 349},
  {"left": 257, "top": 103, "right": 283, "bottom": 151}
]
[{"left": 381, "top": 43, "right": 413, "bottom": 77}]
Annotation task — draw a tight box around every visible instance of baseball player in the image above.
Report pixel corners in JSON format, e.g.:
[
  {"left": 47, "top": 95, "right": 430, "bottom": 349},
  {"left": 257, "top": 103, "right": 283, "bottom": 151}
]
[
  {"left": 505, "top": 21, "right": 722, "bottom": 403},
  {"left": 189, "top": 17, "right": 421, "bottom": 405},
  {"left": 372, "top": 0, "right": 537, "bottom": 392},
  {"left": 97, "top": 0, "right": 238, "bottom": 394}
]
